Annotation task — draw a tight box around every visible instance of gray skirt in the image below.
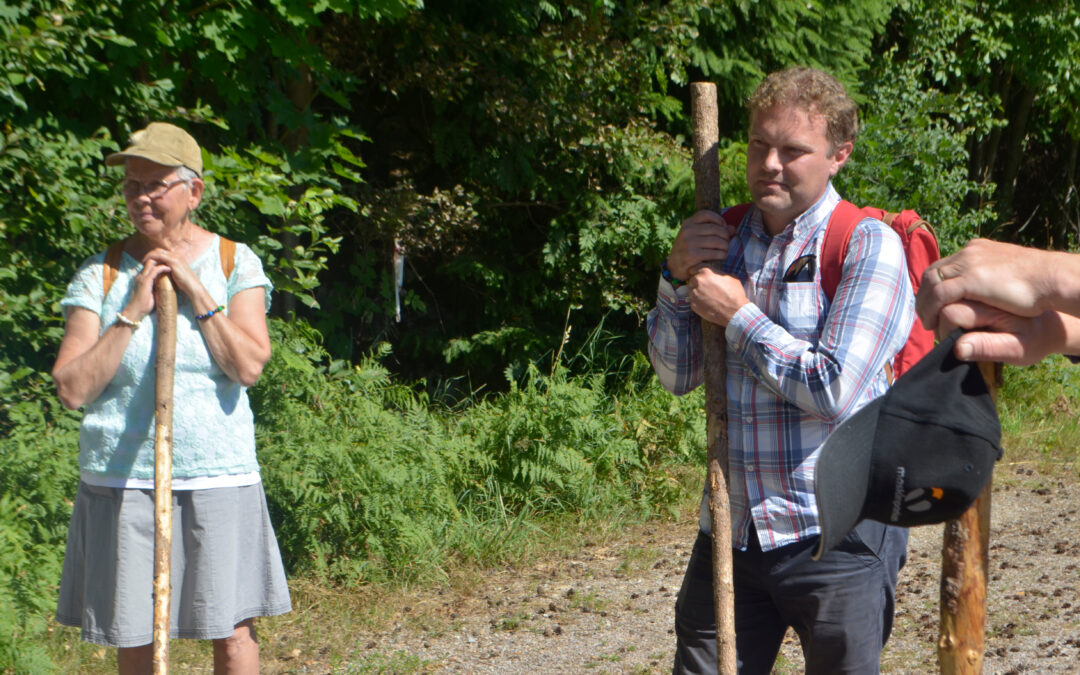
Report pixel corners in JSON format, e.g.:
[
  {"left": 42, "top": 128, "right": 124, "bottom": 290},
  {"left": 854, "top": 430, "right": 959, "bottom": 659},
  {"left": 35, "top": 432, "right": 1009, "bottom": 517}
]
[{"left": 56, "top": 481, "right": 292, "bottom": 647}]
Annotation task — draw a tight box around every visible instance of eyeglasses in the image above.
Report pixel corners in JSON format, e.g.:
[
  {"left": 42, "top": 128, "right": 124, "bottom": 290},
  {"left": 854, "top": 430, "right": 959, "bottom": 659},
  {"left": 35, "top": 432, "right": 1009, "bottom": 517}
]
[{"left": 121, "top": 177, "right": 189, "bottom": 200}]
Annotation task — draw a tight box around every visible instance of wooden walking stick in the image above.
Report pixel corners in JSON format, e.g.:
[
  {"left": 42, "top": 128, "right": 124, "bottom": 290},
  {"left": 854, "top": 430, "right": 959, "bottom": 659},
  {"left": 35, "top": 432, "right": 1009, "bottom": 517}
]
[
  {"left": 690, "top": 81, "right": 737, "bottom": 675},
  {"left": 152, "top": 275, "right": 178, "bottom": 674},
  {"left": 938, "top": 361, "right": 999, "bottom": 674}
]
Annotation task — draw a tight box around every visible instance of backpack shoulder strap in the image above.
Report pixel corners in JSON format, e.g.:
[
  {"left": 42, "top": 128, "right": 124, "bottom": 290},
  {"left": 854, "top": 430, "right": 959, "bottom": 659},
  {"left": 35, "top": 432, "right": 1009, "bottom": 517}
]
[
  {"left": 103, "top": 235, "right": 237, "bottom": 299},
  {"left": 219, "top": 236, "right": 236, "bottom": 281},
  {"left": 892, "top": 210, "right": 936, "bottom": 239},
  {"left": 719, "top": 202, "right": 753, "bottom": 227},
  {"left": 878, "top": 209, "right": 940, "bottom": 293},
  {"left": 102, "top": 239, "right": 128, "bottom": 299},
  {"left": 819, "top": 200, "right": 864, "bottom": 301}
]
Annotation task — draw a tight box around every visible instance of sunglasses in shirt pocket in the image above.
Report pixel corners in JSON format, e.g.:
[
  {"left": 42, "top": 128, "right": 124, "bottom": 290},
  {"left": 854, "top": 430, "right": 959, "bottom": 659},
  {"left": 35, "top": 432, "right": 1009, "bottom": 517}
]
[{"left": 782, "top": 255, "right": 816, "bottom": 283}]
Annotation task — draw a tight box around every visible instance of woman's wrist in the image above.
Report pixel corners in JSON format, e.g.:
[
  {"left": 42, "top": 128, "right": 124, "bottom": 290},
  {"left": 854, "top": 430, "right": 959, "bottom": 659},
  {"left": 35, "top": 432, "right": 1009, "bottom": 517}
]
[
  {"left": 195, "top": 304, "right": 226, "bottom": 321},
  {"left": 115, "top": 311, "right": 141, "bottom": 331},
  {"left": 120, "top": 305, "right": 148, "bottom": 323}
]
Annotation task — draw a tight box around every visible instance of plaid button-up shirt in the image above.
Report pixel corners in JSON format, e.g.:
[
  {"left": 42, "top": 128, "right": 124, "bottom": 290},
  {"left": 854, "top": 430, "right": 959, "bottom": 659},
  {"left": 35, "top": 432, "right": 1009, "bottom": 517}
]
[{"left": 647, "top": 185, "right": 914, "bottom": 551}]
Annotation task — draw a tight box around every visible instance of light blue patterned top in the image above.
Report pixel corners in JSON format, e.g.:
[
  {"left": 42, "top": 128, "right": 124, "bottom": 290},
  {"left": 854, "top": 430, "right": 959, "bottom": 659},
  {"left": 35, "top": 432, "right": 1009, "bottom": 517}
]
[{"left": 60, "top": 235, "right": 272, "bottom": 481}]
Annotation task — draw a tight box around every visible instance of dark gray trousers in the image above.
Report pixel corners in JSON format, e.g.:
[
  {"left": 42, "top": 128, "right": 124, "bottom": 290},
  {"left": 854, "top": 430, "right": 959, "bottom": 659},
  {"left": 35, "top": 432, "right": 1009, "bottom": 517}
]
[{"left": 672, "top": 520, "right": 907, "bottom": 675}]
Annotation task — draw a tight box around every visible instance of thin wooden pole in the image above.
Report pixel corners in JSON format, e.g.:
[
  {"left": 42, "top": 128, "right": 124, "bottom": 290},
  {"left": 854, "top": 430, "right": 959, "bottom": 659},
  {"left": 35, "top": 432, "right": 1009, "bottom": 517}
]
[
  {"left": 690, "top": 81, "right": 737, "bottom": 675},
  {"left": 153, "top": 275, "right": 177, "bottom": 675},
  {"left": 938, "top": 361, "right": 999, "bottom": 673}
]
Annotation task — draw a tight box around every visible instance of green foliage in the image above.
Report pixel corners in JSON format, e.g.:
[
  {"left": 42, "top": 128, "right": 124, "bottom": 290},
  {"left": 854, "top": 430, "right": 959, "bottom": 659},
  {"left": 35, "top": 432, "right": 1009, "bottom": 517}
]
[
  {"left": 200, "top": 131, "right": 360, "bottom": 309},
  {"left": 998, "top": 357, "right": 1080, "bottom": 462},
  {"left": 0, "top": 375, "right": 80, "bottom": 674},
  {"left": 313, "top": 0, "right": 1007, "bottom": 386},
  {"left": 314, "top": 0, "right": 711, "bottom": 383},
  {"left": 0, "top": 126, "right": 119, "bottom": 385},
  {"left": 889, "top": 0, "right": 1080, "bottom": 245},
  {"left": 254, "top": 318, "right": 469, "bottom": 583},
  {"left": 0, "top": 494, "right": 58, "bottom": 675},
  {"left": 253, "top": 317, "right": 704, "bottom": 585},
  {"left": 459, "top": 363, "right": 642, "bottom": 513},
  {"left": 688, "top": 1, "right": 895, "bottom": 118},
  {"left": 3, "top": 0, "right": 1026, "bottom": 390},
  {"left": 836, "top": 49, "right": 997, "bottom": 254},
  {"left": 0, "top": 1, "right": 372, "bottom": 433}
]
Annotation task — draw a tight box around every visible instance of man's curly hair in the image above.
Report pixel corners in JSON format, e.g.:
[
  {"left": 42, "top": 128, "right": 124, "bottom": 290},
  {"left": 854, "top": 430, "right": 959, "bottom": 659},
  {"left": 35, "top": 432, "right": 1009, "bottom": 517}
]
[{"left": 748, "top": 67, "right": 858, "bottom": 152}]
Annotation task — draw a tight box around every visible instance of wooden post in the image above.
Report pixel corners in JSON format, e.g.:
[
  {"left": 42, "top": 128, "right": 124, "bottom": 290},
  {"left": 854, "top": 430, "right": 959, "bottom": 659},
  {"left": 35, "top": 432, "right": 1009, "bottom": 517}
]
[
  {"left": 690, "top": 81, "right": 737, "bottom": 675},
  {"left": 938, "top": 361, "right": 999, "bottom": 673},
  {"left": 153, "top": 276, "right": 177, "bottom": 675}
]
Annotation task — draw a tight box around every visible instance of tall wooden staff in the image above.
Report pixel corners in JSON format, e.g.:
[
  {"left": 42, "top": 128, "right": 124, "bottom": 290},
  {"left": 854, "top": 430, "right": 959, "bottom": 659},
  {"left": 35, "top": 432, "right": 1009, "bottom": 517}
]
[
  {"left": 938, "top": 361, "right": 999, "bottom": 673},
  {"left": 153, "top": 276, "right": 177, "bottom": 674},
  {"left": 690, "top": 81, "right": 737, "bottom": 675}
]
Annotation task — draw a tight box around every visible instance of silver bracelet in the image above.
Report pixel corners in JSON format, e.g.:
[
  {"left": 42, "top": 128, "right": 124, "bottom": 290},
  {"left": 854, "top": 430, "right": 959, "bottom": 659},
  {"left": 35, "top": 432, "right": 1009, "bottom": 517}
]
[{"left": 115, "top": 312, "right": 140, "bottom": 331}]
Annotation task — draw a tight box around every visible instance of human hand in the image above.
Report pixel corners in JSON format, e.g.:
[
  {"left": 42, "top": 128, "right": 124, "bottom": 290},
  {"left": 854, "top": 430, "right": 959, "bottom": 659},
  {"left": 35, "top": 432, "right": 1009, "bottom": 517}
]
[
  {"left": 122, "top": 258, "right": 172, "bottom": 322},
  {"left": 936, "top": 300, "right": 1067, "bottom": 366},
  {"left": 666, "top": 210, "right": 735, "bottom": 281},
  {"left": 687, "top": 267, "right": 749, "bottom": 326},
  {"left": 141, "top": 248, "right": 202, "bottom": 302},
  {"left": 918, "top": 239, "right": 1055, "bottom": 330}
]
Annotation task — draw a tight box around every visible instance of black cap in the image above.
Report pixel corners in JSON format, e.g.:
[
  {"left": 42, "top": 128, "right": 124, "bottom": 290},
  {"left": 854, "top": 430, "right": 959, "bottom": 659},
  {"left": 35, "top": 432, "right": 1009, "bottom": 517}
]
[{"left": 812, "top": 330, "right": 1002, "bottom": 560}]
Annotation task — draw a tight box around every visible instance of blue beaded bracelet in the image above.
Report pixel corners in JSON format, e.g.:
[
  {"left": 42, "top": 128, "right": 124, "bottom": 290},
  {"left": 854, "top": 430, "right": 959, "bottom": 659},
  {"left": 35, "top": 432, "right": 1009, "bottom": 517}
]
[
  {"left": 661, "top": 259, "right": 686, "bottom": 288},
  {"left": 196, "top": 305, "right": 225, "bottom": 321}
]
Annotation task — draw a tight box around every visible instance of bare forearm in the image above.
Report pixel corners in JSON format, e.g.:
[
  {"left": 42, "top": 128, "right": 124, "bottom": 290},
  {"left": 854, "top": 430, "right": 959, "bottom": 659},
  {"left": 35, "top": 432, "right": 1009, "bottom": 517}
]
[
  {"left": 1040, "top": 251, "right": 1080, "bottom": 318},
  {"left": 52, "top": 322, "right": 133, "bottom": 409},
  {"left": 182, "top": 280, "right": 270, "bottom": 386},
  {"left": 197, "top": 315, "right": 270, "bottom": 386},
  {"left": 1049, "top": 311, "right": 1080, "bottom": 357}
]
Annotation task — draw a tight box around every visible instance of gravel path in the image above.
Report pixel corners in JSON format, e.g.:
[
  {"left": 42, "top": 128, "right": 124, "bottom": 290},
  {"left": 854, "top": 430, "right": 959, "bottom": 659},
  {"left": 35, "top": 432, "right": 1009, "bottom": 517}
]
[{"left": 278, "top": 463, "right": 1080, "bottom": 674}]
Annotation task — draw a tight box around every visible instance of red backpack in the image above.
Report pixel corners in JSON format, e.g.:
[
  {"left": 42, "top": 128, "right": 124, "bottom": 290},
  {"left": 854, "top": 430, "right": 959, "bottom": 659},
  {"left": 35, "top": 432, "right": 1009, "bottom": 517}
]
[{"left": 721, "top": 201, "right": 939, "bottom": 380}]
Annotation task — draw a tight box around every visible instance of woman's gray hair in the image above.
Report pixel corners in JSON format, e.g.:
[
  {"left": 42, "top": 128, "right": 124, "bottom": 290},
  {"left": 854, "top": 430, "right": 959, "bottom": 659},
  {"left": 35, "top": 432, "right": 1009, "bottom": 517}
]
[{"left": 176, "top": 165, "right": 200, "bottom": 217}]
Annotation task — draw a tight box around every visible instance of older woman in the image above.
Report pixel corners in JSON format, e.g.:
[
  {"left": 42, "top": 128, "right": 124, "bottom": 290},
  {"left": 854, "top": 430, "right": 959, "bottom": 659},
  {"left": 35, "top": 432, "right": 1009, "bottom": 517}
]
[{"left": 52, "top": 123, "right": 290, "bottom": 674}]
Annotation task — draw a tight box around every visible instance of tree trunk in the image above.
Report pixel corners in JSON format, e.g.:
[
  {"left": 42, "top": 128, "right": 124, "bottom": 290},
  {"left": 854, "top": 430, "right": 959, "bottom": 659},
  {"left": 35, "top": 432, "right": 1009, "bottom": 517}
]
[
  {"left": 152, "top": 276, "right": 177, "bottom": 675},
  {"left": 1058, "top": 137, "right": 1075, "bottom": 245},
  {"left": 982, "top": 69, "right": 1012, "bottom": 187},
  {"left": 1068, "top": 137, "right": 1079, "bottom": 193},
  {"left": 999, "top": 86, "right": 1037, "bottom": 231},
  {"left": 967, "top": 68, "right": 1011, "bottom": 216},
  {"left": 690, "top": 82, "right": 737, "bottom": 675},
  {"left": 271, "top": 56, "right": 316, "bottom": 319}
]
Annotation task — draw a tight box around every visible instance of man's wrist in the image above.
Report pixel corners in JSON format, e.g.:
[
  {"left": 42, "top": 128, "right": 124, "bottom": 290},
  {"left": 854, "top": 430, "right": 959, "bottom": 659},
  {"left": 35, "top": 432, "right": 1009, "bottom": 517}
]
[
  {"left": 661, "top": 259, "right": 687, "bottom": 288},
  {"left": 1044, "top": 250, "right": 1080, "bottom": 316}
]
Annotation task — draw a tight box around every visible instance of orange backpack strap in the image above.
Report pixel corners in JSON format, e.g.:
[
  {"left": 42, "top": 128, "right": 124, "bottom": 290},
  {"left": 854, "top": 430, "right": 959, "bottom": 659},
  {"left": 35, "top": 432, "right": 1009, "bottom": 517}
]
[
  {"left": 102, "top": 235, "right": 237, "bottom": 300},
  {"left": 818, "top": 200, "right": 865, "bottom": 302},
  {"left": 219, "top": 236, "right": 236, "bottom": 281},
  {"left": 102, "top": 239, "right": 128, "bottom": 300}
]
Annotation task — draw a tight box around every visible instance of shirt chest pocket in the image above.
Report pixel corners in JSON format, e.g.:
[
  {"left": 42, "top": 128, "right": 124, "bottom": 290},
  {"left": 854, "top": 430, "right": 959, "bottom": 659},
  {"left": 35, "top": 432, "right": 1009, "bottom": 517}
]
[{"left": 774, "top": 282, "right": 825, "bottom": 341}]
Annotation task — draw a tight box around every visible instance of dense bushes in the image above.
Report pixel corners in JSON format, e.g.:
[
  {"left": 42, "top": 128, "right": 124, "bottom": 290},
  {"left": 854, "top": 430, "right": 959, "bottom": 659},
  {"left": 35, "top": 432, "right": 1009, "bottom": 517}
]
[
  {"left": 254, "top": 319, "right": 470, "bottom": 583},
  {"left": 0, "top": 378, "right": 80, "bottom": 673},
  {"left": 254, "top": 317, "right": 705, "bottom": 584}
]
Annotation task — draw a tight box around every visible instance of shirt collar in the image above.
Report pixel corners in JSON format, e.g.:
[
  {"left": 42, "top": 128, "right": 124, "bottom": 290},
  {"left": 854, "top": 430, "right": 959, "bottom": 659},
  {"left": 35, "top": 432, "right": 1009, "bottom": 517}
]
[
  {"left": 744, "top": 183, "right": 841, "bottom": 242},
  {"left": 789, "top": 183, "right": 841, "bottom": 240}
]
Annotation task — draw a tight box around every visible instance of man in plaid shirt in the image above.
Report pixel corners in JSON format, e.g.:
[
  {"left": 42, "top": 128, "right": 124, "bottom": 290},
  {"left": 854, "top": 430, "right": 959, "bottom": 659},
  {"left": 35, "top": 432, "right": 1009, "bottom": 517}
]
[{"left": 649, "top": 67, "right": 915, "bottom": 674}]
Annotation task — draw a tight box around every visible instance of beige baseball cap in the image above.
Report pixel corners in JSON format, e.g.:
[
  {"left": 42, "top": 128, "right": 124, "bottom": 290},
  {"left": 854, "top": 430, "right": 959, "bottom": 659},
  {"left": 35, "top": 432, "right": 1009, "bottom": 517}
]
[{"left": 105, "top": 122, "right": 202, "bottom": 176}]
